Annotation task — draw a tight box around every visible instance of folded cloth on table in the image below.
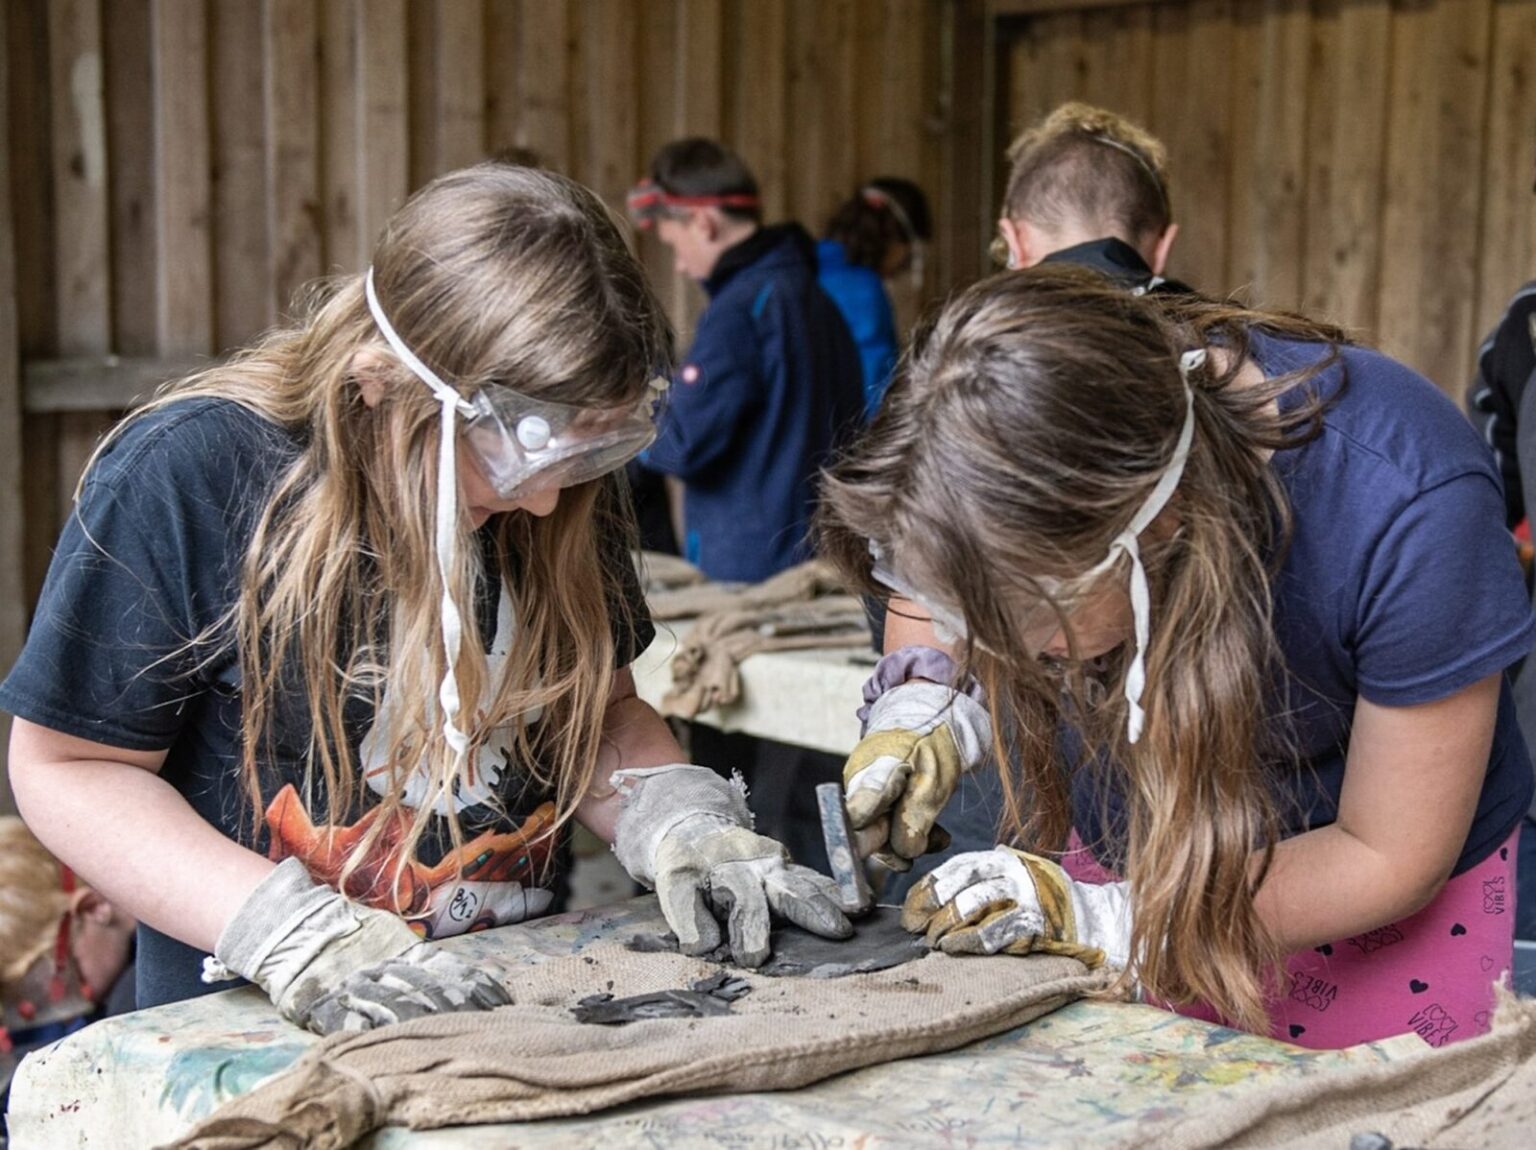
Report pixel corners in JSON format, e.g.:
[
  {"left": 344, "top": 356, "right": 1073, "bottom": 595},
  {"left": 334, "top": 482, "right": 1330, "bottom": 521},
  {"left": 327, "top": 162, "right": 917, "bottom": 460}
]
[
  {"left": 645, "top": 558, "right": 847, "bottom": 622},
  {"left": 167, "top": 943, "right": 1110, "bottom": 1149},
  {"left": 635, "top": 550, "right": 707, "bottom": 597},
  {"left": 661, "top": 595, "right": 870, "bottom": 718}
]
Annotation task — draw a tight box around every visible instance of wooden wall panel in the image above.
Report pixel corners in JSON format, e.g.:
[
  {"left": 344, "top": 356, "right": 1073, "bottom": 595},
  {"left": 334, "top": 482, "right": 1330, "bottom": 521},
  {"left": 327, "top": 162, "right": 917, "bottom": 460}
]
[
  {"left": 153, "top": 0, "right": 213, "bottom": 357},
  {"left": 0, "top": 1, "right": 21, "bottom": 814},
  {"left": 267, "top": 0, "right": 323, "bottom": 322},
  {"left": 1225, "top": 0, "right": 1310, "bottom": 309},
  {"left": 211, "top": 0, "right": 272, "bottom": 347},
  {"left": 1473, "top": 0, "right": 1536, "bottom": 347},
  {"left": 1378, "top": 0, "right": 1493, "bottom": 391},
  {"left": 104, "top": 0, "right": 157, "bottom": 355},
  {"left": 1300, "top": 0, "right": 1391, "bottom": 335}
]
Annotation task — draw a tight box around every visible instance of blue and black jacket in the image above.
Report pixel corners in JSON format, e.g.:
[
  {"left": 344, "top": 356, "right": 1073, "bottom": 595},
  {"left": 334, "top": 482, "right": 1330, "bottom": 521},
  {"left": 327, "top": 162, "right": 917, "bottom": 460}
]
[{"left": 641, "top": 224, "right": 863, "bottom": 583}]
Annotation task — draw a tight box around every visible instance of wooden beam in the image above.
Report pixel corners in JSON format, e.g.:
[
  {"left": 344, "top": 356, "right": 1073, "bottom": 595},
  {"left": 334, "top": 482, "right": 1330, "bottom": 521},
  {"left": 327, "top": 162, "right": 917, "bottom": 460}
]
[
  {"left": 22, "top": 356, "right": 216, "bottom": 414},
  {"left": 989, "top": 0, "right": 1170, "bottom": 17},
  {"left": 1, "top": 0, "right": 23, "bottom": 814}
]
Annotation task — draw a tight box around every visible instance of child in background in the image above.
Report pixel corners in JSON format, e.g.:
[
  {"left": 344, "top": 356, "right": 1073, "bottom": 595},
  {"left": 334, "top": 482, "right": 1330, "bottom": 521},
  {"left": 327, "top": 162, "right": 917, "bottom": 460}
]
[
  {"left": 817, "top": 177, "right": 933, "bottom": 418},
  {"left": 1, "top": 817, "right": 136, "bottom": 1106}
]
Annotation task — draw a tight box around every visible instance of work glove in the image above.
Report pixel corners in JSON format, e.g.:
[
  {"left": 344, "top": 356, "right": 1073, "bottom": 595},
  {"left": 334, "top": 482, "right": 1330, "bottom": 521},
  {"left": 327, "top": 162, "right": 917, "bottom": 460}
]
[
  {"left": 901, "top": 846, "right": 1132, "bottom": 971},
  {"left": 203, "top": 856, "right": 510, "bottom": 1035},
  {"left": 611, "top": 764, "right": 853, "bottom": 967},
  {"left": 844, "top": 680, "right": 992, "bottom": 869}
]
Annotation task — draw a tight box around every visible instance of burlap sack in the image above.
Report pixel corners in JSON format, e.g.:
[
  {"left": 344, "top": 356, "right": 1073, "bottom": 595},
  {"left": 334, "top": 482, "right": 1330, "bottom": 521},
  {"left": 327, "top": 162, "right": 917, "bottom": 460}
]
[
  {"left": 166, "top": 945, "right": 1112, "bottom": 1149},
  {"left": 1148, "top": 989, "right": 1536, "bottom": 1149}
]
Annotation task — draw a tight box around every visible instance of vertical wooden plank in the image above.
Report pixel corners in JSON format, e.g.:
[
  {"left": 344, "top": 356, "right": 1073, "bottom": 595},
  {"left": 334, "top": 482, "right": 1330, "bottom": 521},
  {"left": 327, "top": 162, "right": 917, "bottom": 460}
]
[
  {"left": 8, "top": 0, "right": 58, "bottom": 359},
  {"left": 359, "top": 0, "right": 409, "bottom": 252},
  {"left": 321, "top": 0, "right": 361, "bottom": 271},
  {"left": 485, "top": 0, "right": 521, "bottom": 157},
  {"left": 636, "top": 0, "right": 685, "bottom": 334},
  {"left": 0, "top": 0, "right": 23, "bottom": 812},
  {"left": 436, "top": 0, "right": 486, "bottom": 171},
  {"left": 517, "top": 0, "right": 573, "bottom": 172},
  {"left": 1377, "top": 0, "right": 1493, "bottom": 391},
  {"left": 948, "top": 0, "right": 989, "bottom": 287},
  {"left": 1300, "top": 0, "right": 1391, "bottom": 335},
  {"left": 104, "top": 0, "right": 159, "bottom": 354},
  {"left": 153, "top": 0, "right": 214, "bottom": 356},
  {"left": 1079, "top": 2, "right": 1154, "bottom": 124},
  {"left": 680, "top": 0, "right": 724, "bottom": 138},
  {"left": 1151, "top": 0, "right": 1232, "bottom": 295},
  {"left": 1473, "top": 0, "right": 1536, "bottom": 347},
  {"left": 580, "top": 0, "right": 638, "bottom": 204},
  {"left": 1005, "top": 11, "right": 1087, "bottom": 148},
  {"left": 726, "top": 0, "right": 787, "bottom": 221},
  {"left": 48, "top": 0, "right": 110, "bottom": 356},
  {"left": 1225, "top": 0, "right": 1310, "bottom": 309},
  {"left": 266, "top": 0, "right": 322, "bottom": 320},
  {"left": 209, "top": 0, "right": 270, "bottom": 348}
]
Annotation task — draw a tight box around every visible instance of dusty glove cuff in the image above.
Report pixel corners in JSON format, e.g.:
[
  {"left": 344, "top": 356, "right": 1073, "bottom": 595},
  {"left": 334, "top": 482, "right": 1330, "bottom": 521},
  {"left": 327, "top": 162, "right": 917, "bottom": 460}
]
[
  {"left": 610, "top": 764, "right": 753, "bottom": 885},
  {"left": 209, "top": 857, "right": 339, "bottom": 984},
  {"left": 856, "top": 645, "right": 986, "bottom": 727},
  {"left": 862, "top": 681, "right": 992, "bottom": 766}
]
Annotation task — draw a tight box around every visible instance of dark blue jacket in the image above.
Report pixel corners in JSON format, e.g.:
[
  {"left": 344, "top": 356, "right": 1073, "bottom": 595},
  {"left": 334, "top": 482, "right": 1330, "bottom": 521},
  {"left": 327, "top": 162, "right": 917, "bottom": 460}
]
[
  {"left": 816, "top": 239, "right": 899, "bottom": 419},
  {"left": 641, "top": 224, "right": 863, "bottom": 583}
]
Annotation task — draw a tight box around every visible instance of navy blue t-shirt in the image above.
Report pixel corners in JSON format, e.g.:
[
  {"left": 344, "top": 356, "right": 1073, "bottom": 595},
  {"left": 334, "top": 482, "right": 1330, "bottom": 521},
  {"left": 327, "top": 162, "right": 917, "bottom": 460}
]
[
  {"left": 0, "top": 398, "right": 654, "bottom": 1007},
  {"left": 1075, "top": 331, "right": 1535, "bottom": 875}
]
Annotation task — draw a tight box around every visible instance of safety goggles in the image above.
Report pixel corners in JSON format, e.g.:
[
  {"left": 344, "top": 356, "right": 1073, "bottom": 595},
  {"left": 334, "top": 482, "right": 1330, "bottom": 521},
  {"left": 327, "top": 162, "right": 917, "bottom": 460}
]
[{"left": 463, "top": 379, "right": 667, "bottom": 499}]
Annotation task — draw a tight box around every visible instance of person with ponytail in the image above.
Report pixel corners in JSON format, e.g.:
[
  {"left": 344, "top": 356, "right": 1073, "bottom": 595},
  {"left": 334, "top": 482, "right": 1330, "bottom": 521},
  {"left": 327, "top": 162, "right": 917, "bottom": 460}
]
[
  {"left": 821, "top": 264, "right": 1532, "bottom": 1048},
  {"left": 1, "top": 163, "right": 849, "bottom": 1036},
  {"left": 818, "top": 176, "right": 933, "bottom": 418}
]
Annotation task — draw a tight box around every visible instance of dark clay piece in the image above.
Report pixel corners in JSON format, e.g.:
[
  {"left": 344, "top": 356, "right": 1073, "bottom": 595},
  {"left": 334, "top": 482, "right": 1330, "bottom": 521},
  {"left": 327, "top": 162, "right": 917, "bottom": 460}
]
[
  {"left": 571, "top": 970, "right": 753, "bottom": 1025},
  {"left": 626, "top": 905, "right": 927, "bottom": 979}
]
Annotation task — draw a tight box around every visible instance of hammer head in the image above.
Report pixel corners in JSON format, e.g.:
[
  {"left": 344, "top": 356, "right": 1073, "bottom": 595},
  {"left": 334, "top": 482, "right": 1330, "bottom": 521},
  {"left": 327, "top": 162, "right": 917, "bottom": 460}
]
[{"left": 816, "top": 782, "right": 875, "bottom": 916}]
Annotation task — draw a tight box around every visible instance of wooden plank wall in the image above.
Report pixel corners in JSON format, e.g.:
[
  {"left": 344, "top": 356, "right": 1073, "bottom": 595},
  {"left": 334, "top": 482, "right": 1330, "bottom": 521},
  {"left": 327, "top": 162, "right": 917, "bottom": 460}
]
[
  {"left": 0, "top": 0, "right": 957, "bottom": 802},
  {"left": 997, "top": 0, "right": 1536, "bottom": 398}
]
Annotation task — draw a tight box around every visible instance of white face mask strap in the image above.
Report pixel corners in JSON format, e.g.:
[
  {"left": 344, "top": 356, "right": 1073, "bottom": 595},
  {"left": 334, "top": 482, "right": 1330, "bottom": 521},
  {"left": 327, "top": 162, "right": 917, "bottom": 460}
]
[
  {"left": 1107, "top": 348, "right": 1202, "bottom": 743},
  {"left": 363, "top": 267, "right": 472, "bottom": 767}
]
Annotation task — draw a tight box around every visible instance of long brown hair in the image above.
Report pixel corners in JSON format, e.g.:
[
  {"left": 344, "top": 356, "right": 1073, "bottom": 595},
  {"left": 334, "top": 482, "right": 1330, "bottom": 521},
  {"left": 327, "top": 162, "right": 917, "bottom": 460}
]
[
  {"left": 820, "top": 265, "right": 1345, "bottom": 1029},
  {"left": 84, "top": 163, "right": 672, "bottom": 903}
]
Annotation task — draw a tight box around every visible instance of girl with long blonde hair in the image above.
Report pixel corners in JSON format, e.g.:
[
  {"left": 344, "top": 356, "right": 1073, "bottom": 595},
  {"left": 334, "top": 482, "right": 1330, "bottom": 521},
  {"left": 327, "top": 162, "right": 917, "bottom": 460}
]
[
  {"left": 823, "top": 265, "right": 1531, "bottom": 1047},
  {"left": 3, "top": 164, "right": 847, "bottom": 1034}
]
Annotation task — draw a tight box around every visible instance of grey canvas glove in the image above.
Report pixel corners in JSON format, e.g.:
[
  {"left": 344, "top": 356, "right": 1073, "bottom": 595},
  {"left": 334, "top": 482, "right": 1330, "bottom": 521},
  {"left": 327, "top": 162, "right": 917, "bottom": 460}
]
[
  {"left": 204, "top": 857, "right": 510, "bottom": 1035},
  {"left": 611, "top": 764, "right": 852, "bottom": 966}
]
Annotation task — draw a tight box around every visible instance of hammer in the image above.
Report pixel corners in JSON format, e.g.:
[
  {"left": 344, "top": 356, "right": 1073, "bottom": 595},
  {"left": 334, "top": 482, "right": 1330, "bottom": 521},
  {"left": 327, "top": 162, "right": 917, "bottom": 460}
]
[{"left": 816, "top": 782, "right": 875, "bottom": 916}]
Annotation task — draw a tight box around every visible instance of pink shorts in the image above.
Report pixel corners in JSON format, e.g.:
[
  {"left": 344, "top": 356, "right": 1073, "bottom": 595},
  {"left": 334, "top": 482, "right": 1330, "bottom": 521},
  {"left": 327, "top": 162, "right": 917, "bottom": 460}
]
[{"left": 1061, "top": 824, "right": 1520, "bottom": 1050}]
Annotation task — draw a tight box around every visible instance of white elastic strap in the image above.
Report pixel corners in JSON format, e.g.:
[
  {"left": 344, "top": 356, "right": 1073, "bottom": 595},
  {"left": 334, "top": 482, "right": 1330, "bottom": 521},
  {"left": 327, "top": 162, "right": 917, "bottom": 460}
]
[
  {"left": 363, "top": 268, "right": 472, "bottom": 770},
  {"left": 1107, "top": 348, "right": 1202, "bottom": 744}
]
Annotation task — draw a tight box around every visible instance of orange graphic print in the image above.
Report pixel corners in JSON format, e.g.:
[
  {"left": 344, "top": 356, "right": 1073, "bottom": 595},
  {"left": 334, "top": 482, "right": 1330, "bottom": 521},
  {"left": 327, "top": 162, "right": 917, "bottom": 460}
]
[{"left": 263, "top": 784, "right": 558, "bottom": 936}]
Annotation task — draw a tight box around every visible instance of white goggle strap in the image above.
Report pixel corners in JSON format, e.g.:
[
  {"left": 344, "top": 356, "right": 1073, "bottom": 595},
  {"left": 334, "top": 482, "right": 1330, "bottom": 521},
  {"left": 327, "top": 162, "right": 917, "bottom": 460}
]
[
  {"left": 363, "top": 267, "right": 473, "bottom": 768},
  {"left": 1109, "top": 348, "right": 1202, "bottom": 744}
]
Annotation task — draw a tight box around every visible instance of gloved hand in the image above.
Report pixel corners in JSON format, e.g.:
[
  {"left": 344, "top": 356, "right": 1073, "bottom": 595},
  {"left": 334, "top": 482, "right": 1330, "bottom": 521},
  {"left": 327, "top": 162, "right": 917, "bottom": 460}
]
[
  {"left": 204, "top": 857, "right": 511, "bottom": 1035},
  {"left": 611, "top": 764, "right": 852, "bottom": 966},
  {"left": 844, "top": 681, "right": 992, "bottom": 869},
  {"left": 901, "top": 846, "right": 1132, "bottom": 971}
]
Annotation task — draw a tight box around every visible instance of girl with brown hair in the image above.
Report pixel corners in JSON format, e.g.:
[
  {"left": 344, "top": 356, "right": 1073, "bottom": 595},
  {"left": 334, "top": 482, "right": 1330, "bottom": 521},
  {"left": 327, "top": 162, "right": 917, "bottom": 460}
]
[
  {"left": 823, "top": 265, "right": 1532, "bottom": 1047},
  {"left": 2, "top": 163, "right": 848, "bottom": 1035}
]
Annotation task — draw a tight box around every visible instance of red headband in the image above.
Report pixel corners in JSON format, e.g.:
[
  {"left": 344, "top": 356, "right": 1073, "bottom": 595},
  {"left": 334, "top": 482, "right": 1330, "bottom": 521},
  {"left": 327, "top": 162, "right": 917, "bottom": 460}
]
[{"left": 626, "top": 178, "right": 761, "bottom": 228}]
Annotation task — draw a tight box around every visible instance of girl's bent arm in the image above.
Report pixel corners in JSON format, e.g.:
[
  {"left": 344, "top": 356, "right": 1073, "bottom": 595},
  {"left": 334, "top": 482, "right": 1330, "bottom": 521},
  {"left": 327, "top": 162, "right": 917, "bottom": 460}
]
[
  {"left": 8, "top": 718, "right": 275, "bottom": 953},
  {"left": 1252, "top": 673, "right": 1500, "bottom": 952},
  {"left": 577, "top": 667, "right": 688, "bottom": 843}
]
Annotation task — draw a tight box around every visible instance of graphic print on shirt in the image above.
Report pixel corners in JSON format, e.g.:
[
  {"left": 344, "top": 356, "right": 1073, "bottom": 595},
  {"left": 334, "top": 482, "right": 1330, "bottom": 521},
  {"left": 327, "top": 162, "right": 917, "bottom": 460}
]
[{"left": 269, "top": 586, "right": 557, "bottom": 940}]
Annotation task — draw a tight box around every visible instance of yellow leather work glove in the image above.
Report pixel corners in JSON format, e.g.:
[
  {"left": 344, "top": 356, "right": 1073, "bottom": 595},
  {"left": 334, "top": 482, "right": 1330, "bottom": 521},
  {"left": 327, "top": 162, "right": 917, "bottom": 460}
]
[
  {"left": 843, "top": 681, "right": 991, "bottom": 868},
  {"left": 901, "top": 845, "right": 1133, "bottom": 971}
]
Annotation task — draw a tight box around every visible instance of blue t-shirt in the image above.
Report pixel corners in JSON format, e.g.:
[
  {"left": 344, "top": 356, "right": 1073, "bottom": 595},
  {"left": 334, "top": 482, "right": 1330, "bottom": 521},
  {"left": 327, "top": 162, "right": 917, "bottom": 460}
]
[
  {"left": 0, "top": 398, "right": 654, "bottom": 1007},
  {"left": 1075, "top": 331, "right": 1535, "bottom": 875}
]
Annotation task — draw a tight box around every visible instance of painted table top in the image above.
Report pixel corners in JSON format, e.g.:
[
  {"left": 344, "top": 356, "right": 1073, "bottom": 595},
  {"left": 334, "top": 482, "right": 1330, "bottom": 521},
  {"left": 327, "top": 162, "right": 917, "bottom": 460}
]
[{"left": 10, "top": 896, "right": 1424, "bottom": 1148}]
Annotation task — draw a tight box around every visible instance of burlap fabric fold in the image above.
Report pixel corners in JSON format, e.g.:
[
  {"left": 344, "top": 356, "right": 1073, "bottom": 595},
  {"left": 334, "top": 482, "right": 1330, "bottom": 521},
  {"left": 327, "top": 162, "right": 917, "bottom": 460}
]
[
  {"left": 165, "top": 945, "right": 1111, "bottom": 1149},
  {"left": 644, "top": 559, "right": 848, "bottom": 622},
  {"left": 1147, "top": 989, "right": 1536, "bottom": 1149},
  {"left": 661, "top": 595, "right": 870, "bottom": 718}
]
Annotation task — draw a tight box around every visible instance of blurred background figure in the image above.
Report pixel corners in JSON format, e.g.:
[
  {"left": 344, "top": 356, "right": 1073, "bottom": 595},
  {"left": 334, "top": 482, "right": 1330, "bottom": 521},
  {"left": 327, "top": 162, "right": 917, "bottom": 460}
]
[
  {"left": 817, "top": 177, "right": 933, "bottom": 419},
  {"left": 627, "top": 137, "right": 861, "bottom": 584},
  {"left": 1, "top": 817, "right": 135, "bottom": 1111},
  {"left": 994, "top": 102, "right": 1185, "bottom": 296}
]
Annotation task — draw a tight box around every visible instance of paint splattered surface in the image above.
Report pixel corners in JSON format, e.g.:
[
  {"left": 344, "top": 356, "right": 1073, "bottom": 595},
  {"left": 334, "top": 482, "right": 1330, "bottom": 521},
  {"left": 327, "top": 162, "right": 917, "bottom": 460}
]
[{"left": 9, "top": 897, "right": 1424, "bottom": 1148}]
